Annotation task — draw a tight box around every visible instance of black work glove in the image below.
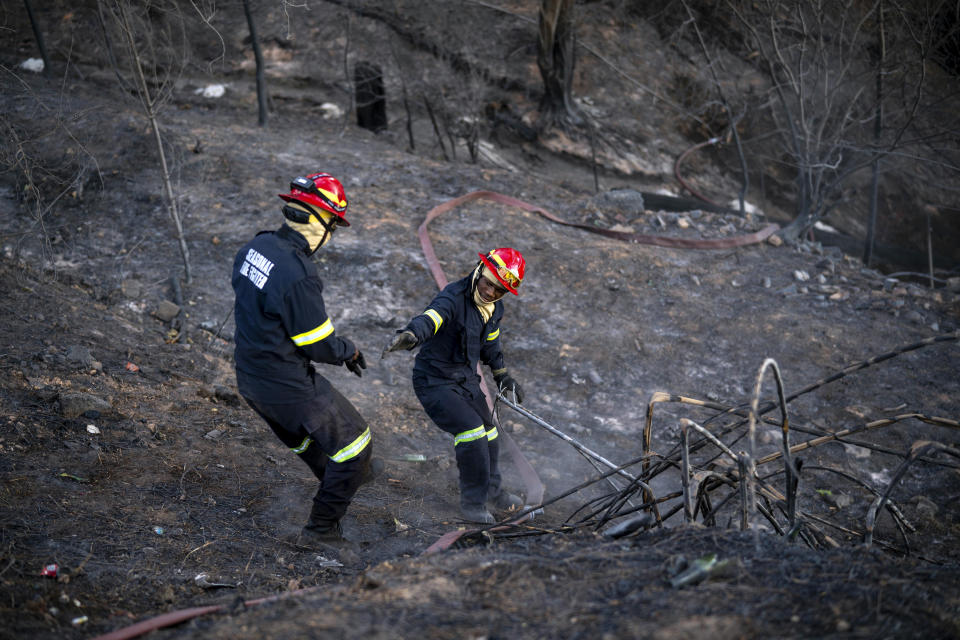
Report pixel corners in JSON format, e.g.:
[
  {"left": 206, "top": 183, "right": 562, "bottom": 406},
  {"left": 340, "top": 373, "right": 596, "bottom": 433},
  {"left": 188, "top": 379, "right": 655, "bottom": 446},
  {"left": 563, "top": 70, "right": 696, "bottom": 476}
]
[
  {"left": 381, "top": 330, "right": 417, "bottom": 358},
  {"left": 494, "top": 370, "right": 524, "bottom": 404},
  {"left": 345, "top": 351, "right": 367, "bottom": 377}
]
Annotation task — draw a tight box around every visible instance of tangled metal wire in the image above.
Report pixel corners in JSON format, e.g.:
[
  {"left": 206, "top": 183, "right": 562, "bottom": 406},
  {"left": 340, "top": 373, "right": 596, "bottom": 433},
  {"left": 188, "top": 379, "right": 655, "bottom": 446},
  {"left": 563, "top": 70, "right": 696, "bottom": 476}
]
[{"left": 490, "top": 332, "right": 959, "bottom": 556}]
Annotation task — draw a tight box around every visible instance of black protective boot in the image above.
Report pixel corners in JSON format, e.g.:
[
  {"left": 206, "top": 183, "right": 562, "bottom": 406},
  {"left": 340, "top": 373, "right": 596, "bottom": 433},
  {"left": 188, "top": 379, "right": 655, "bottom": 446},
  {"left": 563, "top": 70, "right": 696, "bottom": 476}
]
[
  {"left": 300, "top": 520, "right": 346, "bottom": 543},
  {"left": 298, "top": 521, "right": 360, "bottom": 565},
  {"left": 488, "top": 490, "right": 524, "bottom": 513},
  {"left": 461, "top": 504, "right": 496, "bottom": 524}
]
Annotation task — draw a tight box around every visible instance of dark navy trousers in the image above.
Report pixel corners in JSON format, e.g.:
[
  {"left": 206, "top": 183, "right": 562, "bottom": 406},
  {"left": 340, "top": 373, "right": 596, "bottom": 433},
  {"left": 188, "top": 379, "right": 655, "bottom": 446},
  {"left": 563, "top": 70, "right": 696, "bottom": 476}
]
[
  {"left": 244, "top": 377, "right": 371, "bottom": 530},
  {"left": 414, "top": 380, "right": 501, "bottom": 509}
]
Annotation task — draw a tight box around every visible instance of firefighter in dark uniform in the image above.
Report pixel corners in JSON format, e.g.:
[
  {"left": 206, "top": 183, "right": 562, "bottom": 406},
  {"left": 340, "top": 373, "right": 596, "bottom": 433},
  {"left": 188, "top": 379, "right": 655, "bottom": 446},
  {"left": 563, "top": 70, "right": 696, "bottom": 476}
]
[
  {"left": 232, "top": 172, "right": 377, "bottom": 555},
  {"left": 383, "top": 248, "right": 527, "bottom": 524}
]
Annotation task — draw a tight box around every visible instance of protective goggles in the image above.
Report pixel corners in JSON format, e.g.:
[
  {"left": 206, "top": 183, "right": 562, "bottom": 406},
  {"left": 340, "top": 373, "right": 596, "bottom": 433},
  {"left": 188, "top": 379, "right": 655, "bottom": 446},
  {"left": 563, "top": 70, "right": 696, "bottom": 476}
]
[{"left": 491, "top": 263, "right": 520, "bottom": 289}]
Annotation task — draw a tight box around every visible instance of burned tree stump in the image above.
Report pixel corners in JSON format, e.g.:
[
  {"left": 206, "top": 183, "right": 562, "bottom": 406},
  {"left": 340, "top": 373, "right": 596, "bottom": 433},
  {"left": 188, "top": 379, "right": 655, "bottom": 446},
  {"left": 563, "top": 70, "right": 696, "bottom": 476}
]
[{"left": 354, "top": 61, "right": 386, "bottom": 132}]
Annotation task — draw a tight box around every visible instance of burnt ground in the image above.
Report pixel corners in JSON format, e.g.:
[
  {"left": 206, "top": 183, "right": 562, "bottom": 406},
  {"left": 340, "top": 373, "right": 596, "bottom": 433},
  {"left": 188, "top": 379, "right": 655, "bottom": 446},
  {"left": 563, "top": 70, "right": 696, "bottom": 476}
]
[{"left": 2, "top": 1, "right": 960, "bottom": 639}]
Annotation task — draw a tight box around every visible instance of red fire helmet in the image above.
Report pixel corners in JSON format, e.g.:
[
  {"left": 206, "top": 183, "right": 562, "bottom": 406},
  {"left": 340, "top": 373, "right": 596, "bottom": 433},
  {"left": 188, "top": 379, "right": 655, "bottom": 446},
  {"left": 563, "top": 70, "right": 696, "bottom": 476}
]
[
  {"left": 278, "top": 173, "right": 350, "bottom": 226},
  {"left": 478, "top": 247, "right": 525, "bottom": 295}
]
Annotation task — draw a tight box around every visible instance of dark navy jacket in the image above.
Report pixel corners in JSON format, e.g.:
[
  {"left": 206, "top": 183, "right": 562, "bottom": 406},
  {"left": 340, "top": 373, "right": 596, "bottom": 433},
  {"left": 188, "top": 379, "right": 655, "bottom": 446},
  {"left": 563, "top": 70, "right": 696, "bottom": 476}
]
[
  {"left": 232, "top": 225, "right": 356, "bottom": 403},
  {"left": 405, "top": 274, "right": 506, "bottom": 389}
]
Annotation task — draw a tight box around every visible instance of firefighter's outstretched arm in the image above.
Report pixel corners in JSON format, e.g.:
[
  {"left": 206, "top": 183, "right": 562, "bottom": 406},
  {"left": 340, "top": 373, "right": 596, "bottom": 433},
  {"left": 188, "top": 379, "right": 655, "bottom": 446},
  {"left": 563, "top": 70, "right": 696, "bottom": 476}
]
[{"left": 381, "top": 292, "right": 455, "bottom": 357}]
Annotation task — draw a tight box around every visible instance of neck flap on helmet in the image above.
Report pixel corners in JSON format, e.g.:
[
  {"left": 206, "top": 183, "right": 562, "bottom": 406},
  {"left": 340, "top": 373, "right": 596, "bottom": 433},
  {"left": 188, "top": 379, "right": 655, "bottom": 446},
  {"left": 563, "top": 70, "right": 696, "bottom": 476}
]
[{"left": 283, "top": 203, "right": 338, "bottom": 254}]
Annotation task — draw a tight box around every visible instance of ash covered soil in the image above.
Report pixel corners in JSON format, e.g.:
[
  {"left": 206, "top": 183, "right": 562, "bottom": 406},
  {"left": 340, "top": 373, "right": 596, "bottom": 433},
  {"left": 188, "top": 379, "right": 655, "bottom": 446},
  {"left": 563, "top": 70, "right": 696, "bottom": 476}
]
[{"left": 2, "top": 2, "right": 960, "bottom": 639}]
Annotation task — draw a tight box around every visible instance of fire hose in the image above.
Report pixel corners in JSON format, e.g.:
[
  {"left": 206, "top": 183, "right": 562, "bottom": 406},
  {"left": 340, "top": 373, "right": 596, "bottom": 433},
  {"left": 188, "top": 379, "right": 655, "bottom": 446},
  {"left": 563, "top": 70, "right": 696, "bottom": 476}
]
[
  {"left": 674, "top": 136, "right": 725, "bottom": 208},
  {"left": 423, "top": 392, "right": 652, "bottom": 555},
  {"left": 90, "top": 587, "right": 328, "bottom": 640},
  {"left": 94, "top": 187, "right": 779, "bottom": 638},
  {"left": 420, "top": 188, "right": 769, "bottom": 554},
  {"left": 418, "top": 190, "right": 779, "bottom": 253},
  {"left": 495, "top": 393, "right": 649, "bottom": 491}
]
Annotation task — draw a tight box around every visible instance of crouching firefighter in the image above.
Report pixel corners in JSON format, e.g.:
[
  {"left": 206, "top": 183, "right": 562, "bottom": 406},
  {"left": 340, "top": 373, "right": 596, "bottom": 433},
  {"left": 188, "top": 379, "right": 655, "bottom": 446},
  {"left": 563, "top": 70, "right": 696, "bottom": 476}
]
[
  {"left": 383, "top": 248, "right": 527, "bottom": 524},
  {"left": 232, "top": 172, "right": 380, "bottom": 557}
]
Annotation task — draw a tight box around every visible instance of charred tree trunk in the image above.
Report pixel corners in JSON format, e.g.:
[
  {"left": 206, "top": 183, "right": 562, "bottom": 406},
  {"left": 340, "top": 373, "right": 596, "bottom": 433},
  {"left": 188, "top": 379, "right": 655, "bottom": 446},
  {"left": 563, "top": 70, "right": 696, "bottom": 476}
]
[
  {"left": 864, "top": 155, "right": 881, "bottom": 265},
  {"left": 355, "top": 61, "right": 387, "bottom": 132},
  {"left": 23, "top": 0, "right": 50, "bottom": 76},
  {"left": 241, "top": 0, "right": 268, "bottom": 127},
  {"left": 537, "top": 0, "right": 581, "bottom": 128},
  {"left": 422, "top": 95, "right": 448, "bottom": 161},
  {"left": 864, "top": 1, "right": 885, "bottom": 266}
]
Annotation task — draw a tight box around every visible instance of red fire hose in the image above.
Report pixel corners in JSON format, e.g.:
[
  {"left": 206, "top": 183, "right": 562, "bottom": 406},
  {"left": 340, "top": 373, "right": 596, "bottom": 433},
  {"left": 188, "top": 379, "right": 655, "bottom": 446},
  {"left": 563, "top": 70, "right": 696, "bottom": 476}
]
[
  {"left": 417, "top": 189, "right": 778, "bottom": 554},
  {"left": 419, "top": 190, "right": 777, "bottom": 251},
  {"left": 91, "top": 588, "right": 326, "bottom": 640},
  {"left": 93, "top": 188, "right": 778, "bottom": 639}
]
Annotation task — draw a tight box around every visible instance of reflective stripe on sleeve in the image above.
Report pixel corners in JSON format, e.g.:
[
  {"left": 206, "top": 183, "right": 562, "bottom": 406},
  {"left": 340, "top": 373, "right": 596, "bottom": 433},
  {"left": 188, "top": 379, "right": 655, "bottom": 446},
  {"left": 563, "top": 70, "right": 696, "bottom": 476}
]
[
  {"left": 454, "top": 425, "right": 487, "bottom": 447},
  {"left": 291, "top": 436, "right": 313, "bottom": 454},
  {"left": 291, "top": 318, "right": 334, "bottom": 346},
  {"left": 486, "top": 328, "right": 500, "bottom": 341},
  {"left": 486, "top": 426, "right": 498, "bottom": 441},
  {"left": 423, "top": 309, "right": 443, "bottom": 334},
  {"left": 330, "top": 426, "right": 371, "bottom": 463}
]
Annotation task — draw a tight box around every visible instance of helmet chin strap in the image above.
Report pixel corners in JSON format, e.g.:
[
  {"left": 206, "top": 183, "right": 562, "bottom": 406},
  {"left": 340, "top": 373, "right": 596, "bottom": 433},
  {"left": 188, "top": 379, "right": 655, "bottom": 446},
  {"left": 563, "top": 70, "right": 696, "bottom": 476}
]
[
  {"left": 471, "top": 264, "right": 502, "bottom": 322},
  {"left": 470, "top": 262, "right": 483, "bottom": 293}
]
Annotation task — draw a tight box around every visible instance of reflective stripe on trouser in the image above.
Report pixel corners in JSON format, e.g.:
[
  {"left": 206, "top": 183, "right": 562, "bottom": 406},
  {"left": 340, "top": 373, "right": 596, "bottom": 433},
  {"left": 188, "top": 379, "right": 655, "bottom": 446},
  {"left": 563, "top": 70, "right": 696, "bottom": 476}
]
[
  {"left": 242, "top": 380, "right": 372, "bottom": 529},
  {"left": 454, "top": 425, "right": 486, "bottom": 446},
  {"left": 291, "top": 426, "right": 371, "bottom": 462},
  {"left": 414, "top": 381, "right": 501, "bottom": 509}
]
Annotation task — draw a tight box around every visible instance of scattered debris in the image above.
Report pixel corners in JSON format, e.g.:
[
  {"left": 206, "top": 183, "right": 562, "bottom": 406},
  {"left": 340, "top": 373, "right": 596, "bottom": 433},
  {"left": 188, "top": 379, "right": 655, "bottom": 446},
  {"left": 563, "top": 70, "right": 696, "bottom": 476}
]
[
  {"left": 389, "top": 454, "right": 427, "bottom": 462},
  {"left": 58, "top": 473, "right": 89, "bottom": 483},
  {"left": 319, "top": 102, "right": 344, "bottom": 119},
  {"left": 844, "top": 405, "right": 870, "bottom": 419},
  {"left": 669, "top": 553, "right": 730, "bottom": 588},
  {"left": 40, "top": 563, "right": 58, "bottom": 578},
  {"left": 596, "top": 188, "right": 645, "bottom": 215},
  {"left": 816, "top": 489, "right": 854, "bottom": 509},
  {"left": 602, "top": 513, "right": 654, "bottom": 539},
  {"left": 19, "top": 58, "right": 44, "bottom": 72},
  {"left": 65, "top": 345, "right": 97, "bottom": 369},
  {"left": 58, "top": 392, "right": 111, "bottom": 419},
  {"left": 842, "top": 444, "right": 871, "bottom": 460},
  {"left": 153, "top": 300, "right": 181, "bottom": 322},
  {"left": 195, "top": 84, "right": 226, "bottom": 98},
  {"left": 194, "top": 572, "right": 237, "bottom": 589},
  {"left": 314, "top": 556, "right": 343, "bottom": 569}
]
